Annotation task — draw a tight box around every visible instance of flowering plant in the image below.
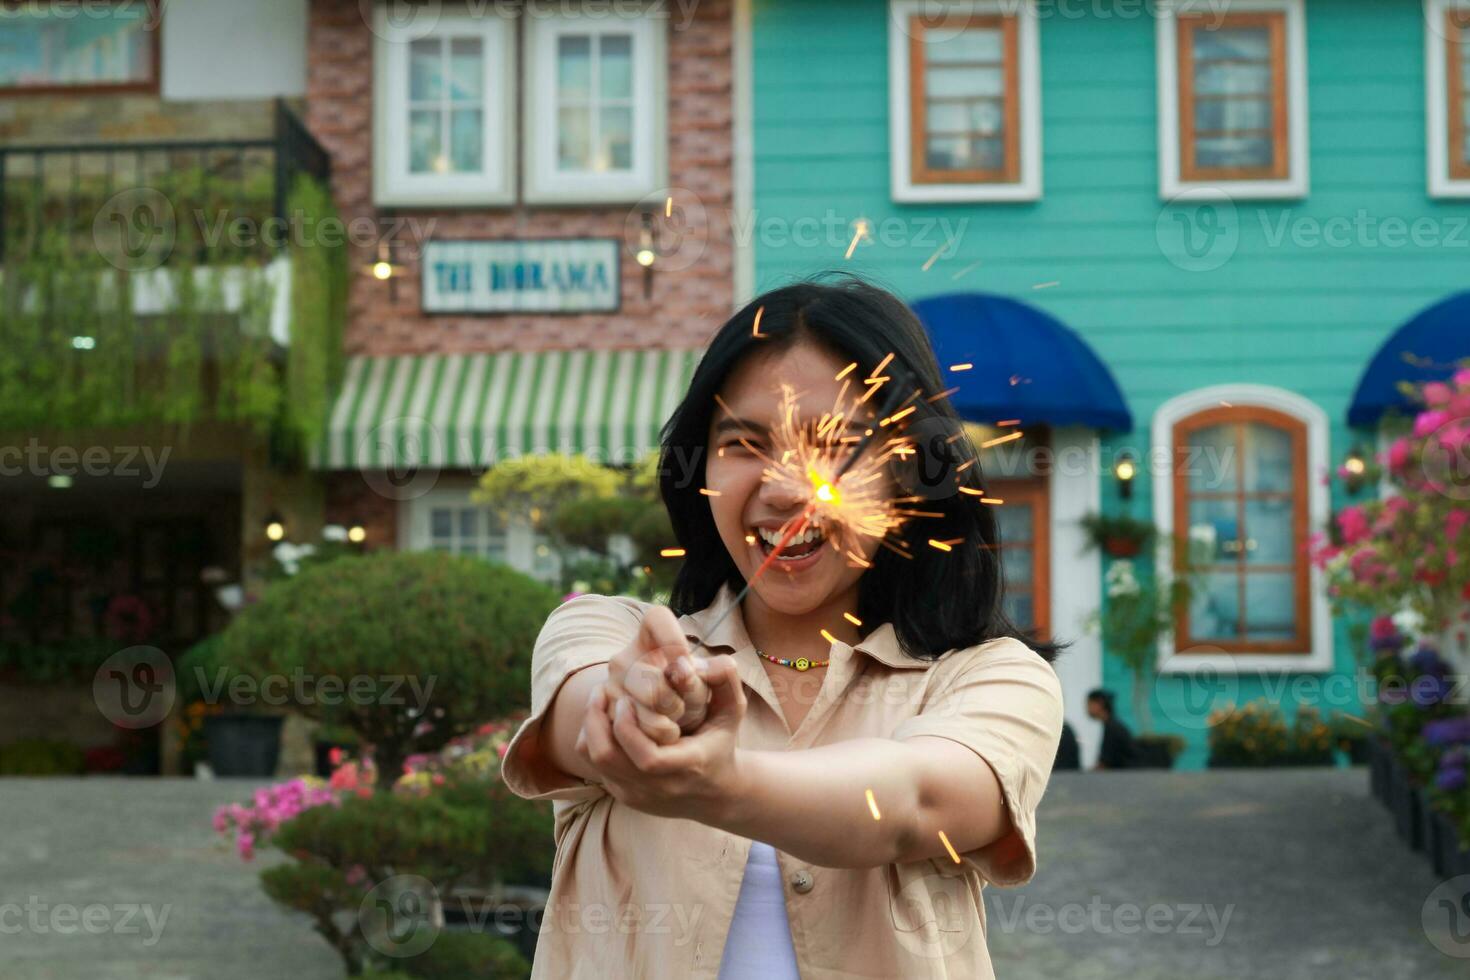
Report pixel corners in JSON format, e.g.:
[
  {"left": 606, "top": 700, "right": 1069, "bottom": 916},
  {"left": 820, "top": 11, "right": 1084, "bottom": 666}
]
[{"left": 1310, "top": 367, "right": 1470, "bottom": 630}]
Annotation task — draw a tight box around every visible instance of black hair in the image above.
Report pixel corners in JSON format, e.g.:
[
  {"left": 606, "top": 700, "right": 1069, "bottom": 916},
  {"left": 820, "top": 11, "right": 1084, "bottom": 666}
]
[
  {"left": 657, "top": 274, "right": 1061, "bottom": 664},
  {"left": 1087, "top": 689, "right": 1115, "bottom": 713}
]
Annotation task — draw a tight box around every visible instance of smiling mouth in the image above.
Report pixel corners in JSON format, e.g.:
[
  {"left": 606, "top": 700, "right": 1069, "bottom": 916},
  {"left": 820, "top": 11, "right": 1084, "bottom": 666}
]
[{"left": 753, "top": 524, "right": 826, "bottom": 562}]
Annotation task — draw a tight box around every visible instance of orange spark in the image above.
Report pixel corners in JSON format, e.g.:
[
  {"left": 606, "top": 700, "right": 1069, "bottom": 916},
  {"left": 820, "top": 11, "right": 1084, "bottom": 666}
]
[
  {"left": 866, "top": 788, "right": 882, "bottom": 820},
  {"left": 980, "top": 497, "right": 1004, "bottom": 505},
  {"left": 938, "top": 830, "right": 961, "bottom": 863},
  {"left": 660, "top": 548, "right": 687, "bottom": 558},
  {"left": 752, "top": 306, "right": 766, "bottom": 338},
  {"left": 844, "top": 612, "right": 863, "bottom": 627},
  {"left": 928, "top": 539, "right": 953, "bottom": 552},
  {"left": 950, "top": 363, "right": 973, "bottom": 372},
  {"left": 665, "top": 196, "right": 673, "bottom": 218},
  {"left": 981, "top": 431, "right": 1023, "bottom": 449},
  {"left": 835, "top": 362, "right": 857, "bottom": 381},
  {"left": 699, "top": 488, "right": 721, "bottom": 497},
  {"left": 820, "top": 628, "right": 838, "bottom": 645}
]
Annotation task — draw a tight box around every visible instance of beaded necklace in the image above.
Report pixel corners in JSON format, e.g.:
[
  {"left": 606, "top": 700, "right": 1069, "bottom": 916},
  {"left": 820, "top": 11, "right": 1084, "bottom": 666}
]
[{"left": 754, "top": 649, "right": 829, "bottom": 672}]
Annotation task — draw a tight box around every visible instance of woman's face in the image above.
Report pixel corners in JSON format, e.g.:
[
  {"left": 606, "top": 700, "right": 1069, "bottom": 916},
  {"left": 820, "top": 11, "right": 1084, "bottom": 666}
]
[{"left": 703, "top": 339, "right": 890, "bottom": 617}]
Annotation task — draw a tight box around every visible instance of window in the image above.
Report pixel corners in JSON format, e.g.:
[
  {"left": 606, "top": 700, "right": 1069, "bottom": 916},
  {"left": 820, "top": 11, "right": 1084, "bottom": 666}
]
[
  {"left": 427, "top": 502, "right": 509, "bottom": 564},
  {"left": 991, "top": 479, "right": 1051, "bottom": 639},
  {"left": 1156, "top": 0, "right": 1308, "bottom": 199},
  {"left": 373, "top": 9, "right": 515, "bottom": 206},
  {"left": 0, "top": 0, "right": 159, "bottom": 94},
  {"left": 403, "top": 484, "right": 570, "bottom": 585},
  {"left": 1174, "top": 407, "right": 1308, "bottom": 652},
  {"left": 1427, "top": 0, "right": 1470, "bottom": 196},
  {"left": 524, "top": 8, "right": 667, "bottom": 203},
  {"left": 887, "top": 0, "right": 1041, "bottom": 202},
  {"left": 1151, "top": 385, "right": 1332, "bottom": 673}
]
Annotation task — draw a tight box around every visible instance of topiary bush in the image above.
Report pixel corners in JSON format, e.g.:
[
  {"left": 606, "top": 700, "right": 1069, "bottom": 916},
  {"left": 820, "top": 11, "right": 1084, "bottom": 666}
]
[
  {"left": 399, "top": 931, "right": 530, "bottom": 980},
  {"left": 0, "top": 738, "right": 86, "bottom": 776},
  {"left": 213, "top": 551, "right": 557, "bottom": 788}
]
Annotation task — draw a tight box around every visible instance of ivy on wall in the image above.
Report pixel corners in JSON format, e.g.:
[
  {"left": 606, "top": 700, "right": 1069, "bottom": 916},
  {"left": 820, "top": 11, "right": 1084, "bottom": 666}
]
[{"left": 0, "top": 173, "right": 346, "bottom": 454}]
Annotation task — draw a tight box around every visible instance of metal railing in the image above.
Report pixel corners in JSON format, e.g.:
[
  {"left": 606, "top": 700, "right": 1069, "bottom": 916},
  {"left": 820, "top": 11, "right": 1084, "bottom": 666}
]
[{"left": 0, "top": 99, "right": 331, "bottom": 265}]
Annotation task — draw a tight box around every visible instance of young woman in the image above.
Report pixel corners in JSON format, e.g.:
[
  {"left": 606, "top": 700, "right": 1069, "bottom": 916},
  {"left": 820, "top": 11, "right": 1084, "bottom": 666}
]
[{"left": 501, "top": 277, "right": 1066, "bottom": 979}]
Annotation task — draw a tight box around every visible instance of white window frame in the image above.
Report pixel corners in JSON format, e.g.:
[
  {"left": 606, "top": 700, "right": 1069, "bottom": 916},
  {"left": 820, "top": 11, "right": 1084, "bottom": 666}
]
[
  {"left": 400, "top": 481, "right": 560, "bottom": 584},
  {"left": 887, "top": 0, "right": 1042, "bottom": 203},
  {"left": 1151, "top": 384, "right": 1333, "bottom": 674},
  {"left": 1156, "top": 0, "right": 1310, "bottom": 201},
  {"left": 523, "top": 6, "right": 668, "bottom": 204},
  {"left": 372, "top": 8, "right": 517, "bottom": 207},
  {"left": 1426, "top": 0, "right": 1470, "bottom": 196}
]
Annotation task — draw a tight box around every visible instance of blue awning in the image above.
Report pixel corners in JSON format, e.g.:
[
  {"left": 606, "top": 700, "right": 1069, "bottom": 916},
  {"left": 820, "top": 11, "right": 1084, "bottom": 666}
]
[
  {"left": 910, "top": 292, "right": 1133, "bottom": 431},
  {"left": 1348, "top": 292, "right": 1470, "bottom": 427}
]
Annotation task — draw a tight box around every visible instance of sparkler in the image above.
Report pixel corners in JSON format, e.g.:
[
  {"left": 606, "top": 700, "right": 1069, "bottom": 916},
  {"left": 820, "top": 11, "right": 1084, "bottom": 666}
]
[{"left": 683, "top": 370, "right": 919, "bottom": 658}]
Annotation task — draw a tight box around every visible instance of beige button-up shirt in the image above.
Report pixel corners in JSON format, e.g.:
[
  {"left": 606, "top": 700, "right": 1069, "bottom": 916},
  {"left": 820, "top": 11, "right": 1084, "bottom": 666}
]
[{"left": 501, "top": 586, "right": 1065, "bottom": 979}]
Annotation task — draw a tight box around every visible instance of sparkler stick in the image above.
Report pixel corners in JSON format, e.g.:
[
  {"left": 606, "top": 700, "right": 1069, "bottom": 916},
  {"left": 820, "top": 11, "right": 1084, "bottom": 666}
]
[{"left": 683, "top": 377, "right": 913, "bottom": 659}]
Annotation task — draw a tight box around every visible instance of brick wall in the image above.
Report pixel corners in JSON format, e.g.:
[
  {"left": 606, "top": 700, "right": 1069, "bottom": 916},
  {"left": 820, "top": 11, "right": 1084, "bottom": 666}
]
[{"left": 305, "top": 0, "right": 735, "bottom": 357}]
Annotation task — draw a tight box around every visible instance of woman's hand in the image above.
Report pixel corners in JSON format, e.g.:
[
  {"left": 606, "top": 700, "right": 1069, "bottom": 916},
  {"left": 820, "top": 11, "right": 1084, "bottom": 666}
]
[
  {"left": 574, "top": 654, "right": 748, "bottom": 822},
  {"left": 602, "top": 607, "right": 712, "bottom": 745}
]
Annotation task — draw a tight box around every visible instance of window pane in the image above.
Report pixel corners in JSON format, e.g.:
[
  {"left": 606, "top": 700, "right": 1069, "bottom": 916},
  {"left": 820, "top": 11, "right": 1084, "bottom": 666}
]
[
  {"left": 994, "top": 502, "right": 1033, "bottom": 544},
  {"left": 430, "top": 508, "right": 453, "bottom": 538},
  {"left": 0, "top": 6, "right": 153, "bottom": 88},
  {"left": 1194, "top": 97, "right": 1272, "bottom": 133},
  {"left": 1003, "top": 592, "right": 1035, "bottom": 630},
  {"left": 926, "top": 99, "right": 1004, "bottom": 135},
  {"left": 1244, "top": 497, "right": 1294, "bottom": 566},
  {"left": 1001, "top": 546, "right": 1033, "bottom": 585},
  {"left": 1190, "top": 572, "right": 1241, "bottom": 641},
  {"left": 1187, "top": 424, "right": 1238, "bottom": 492},
  {"left": 1188, "top": 497, "right": 1239, "bottom": 562},
  {"left": 409, "top": 109, "right": 442, "bottom": 173},
  {"left": 925, "top": 27, "right": 1003, "bottom": 64},
  {"left": 1243, "top": 572, "right": 1296, "bottom": 641},
  {"left": 601, "top": 34, "right": 633, "bottom": 99},
  {"left": 449, "top": 38, "right": 482, "bottom": 101},
  {"left": 925, "top": 65, "right": 1003, "bottom": 98},
  {"left": 450, "top": 108, "right": 483, "bottom": 171},
  {"left": 1192, "top": 26, "right": 1270, "bottom": 61},
  {"left": 1243, "top": 422, "right": 1293, "bottom": 492},
  {"left": 600, "top": 106, "right": 632, "bottom": 170},
  {"left": 558, "top": 106, "right": 591, "bottom": 169},
  {"left": 457, "top": 508, "right": 478, "bottom": 539},
  {"left": 1195, "top": 136, "right": 1273, "bottom": 169},
  {"left": 410, "top": 39, "right": 442, "bottom": 101},
  {"left": 925, "top": 136, "right": 1003, "bottom": 172},
  {"left": 1193, "top": 61, "right": 1271, "bottom": 97},
  {"left": 557, "top": 35, "right": 592, "bottom": 100}
]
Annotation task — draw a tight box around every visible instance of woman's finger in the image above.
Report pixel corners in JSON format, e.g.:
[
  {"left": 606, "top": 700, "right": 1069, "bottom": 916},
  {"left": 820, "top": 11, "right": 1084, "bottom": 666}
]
[
  {"left": 624, "top": 659, "right": 685, "bottom": 719},
  {"left": 582, "top": 685, "right": 634, "bottom": 774},
  {"left": 612, "top": 696, "right": 674, "bottom": 775},
  {"left": 638, "top": 606, "right": 691, "bottom": 664},
  {"left": 631, "top": 700, "right": 682, "bottom": 745},
  {"left": 699, "top": 655, "right": 748, "bottom": 733}
]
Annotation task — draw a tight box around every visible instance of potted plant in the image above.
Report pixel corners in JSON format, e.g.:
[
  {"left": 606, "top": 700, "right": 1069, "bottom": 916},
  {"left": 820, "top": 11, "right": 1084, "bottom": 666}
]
[
  {"left": 1087, "top": 539, "right": 1199, "bottom": 768},
  {"left": 1080, "top": 512, "right": 1158, "bottom": 559},
  {"left": 178, "top": 634, "right": 284, "bottom": 778}
]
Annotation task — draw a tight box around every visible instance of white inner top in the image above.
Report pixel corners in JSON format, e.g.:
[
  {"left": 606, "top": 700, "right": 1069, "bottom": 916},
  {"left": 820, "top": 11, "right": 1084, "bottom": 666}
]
[{"left": 715, "top": 840, "right": 801, "bottom": 980}]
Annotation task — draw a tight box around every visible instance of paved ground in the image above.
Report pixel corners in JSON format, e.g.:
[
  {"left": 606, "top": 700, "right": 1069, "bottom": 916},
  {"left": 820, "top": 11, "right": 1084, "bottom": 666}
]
[{"left": 0, "top": 769, "right": 1463, "bottom": 979}]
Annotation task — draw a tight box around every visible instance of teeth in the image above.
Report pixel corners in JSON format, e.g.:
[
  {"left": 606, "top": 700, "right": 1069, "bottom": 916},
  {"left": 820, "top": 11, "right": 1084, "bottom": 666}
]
[{"left": 754, "top": 526, "right": 824, "bottom": 548}]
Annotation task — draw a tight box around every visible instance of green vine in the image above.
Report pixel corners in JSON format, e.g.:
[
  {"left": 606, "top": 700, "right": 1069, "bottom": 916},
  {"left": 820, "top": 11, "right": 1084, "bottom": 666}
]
[{"left": 0, "top": 173, "right": 345, "bottom": 454}]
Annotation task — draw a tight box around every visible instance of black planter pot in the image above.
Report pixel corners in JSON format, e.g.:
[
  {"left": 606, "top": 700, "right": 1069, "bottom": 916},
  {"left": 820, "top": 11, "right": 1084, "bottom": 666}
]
[
  {"left": 1368, "top": 739, "right": 1389, "bottom": 807},
  {"left": 1431, "top": 809, "right": 1470, "bottom": 879},
  {"left": 1344, "top": 738, "right": 1371, "bottom": 766},
  {"left": 1386, "top": 755, "right": 1425, "bottom": 851},
  {"left": 1133, "top": 739, "right": 1177, "bottom": 769},
  {"left": 204, "top": 715, "right": 284, "bottom": 778},
  {"left": 1416, "top": 789, "right": 1438, "bottom": 863}
]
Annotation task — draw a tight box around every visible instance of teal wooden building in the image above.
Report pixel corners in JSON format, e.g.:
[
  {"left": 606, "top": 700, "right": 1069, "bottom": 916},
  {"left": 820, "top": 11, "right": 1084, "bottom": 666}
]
[{"left": 734, "top": 0, "right": 1470, "bottom": 768}]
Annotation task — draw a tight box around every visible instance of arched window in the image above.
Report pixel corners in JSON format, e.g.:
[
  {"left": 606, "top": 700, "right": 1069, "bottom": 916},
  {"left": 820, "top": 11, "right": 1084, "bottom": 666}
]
[
  {"left": 1152, "top": 384, "right": 1331, "bottom": 672},
  {"left": 1173, "top": 405, "right": 1309, "bottom": 652}
]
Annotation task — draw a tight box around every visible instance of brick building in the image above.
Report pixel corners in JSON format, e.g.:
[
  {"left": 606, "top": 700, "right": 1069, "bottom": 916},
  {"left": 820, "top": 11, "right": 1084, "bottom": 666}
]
[{"left": 305, "top": 0, "right": 737, "bottom": 576}]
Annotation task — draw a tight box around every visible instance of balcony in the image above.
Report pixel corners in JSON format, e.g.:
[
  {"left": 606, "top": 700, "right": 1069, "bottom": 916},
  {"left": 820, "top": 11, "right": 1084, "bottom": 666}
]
[{"left": 0, "top": 100, "right": 343, "bottom": 445}]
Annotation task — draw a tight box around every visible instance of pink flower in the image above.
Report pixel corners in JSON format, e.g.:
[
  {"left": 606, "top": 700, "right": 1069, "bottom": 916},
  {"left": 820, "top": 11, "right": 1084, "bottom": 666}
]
[
  {"left": 1424, "top": 382, "right": 1453, "bottom": 407},
  {"left": 238, "top": 831, "right": 255, "bottom": 861},
  {"left": 1449, "top": 510, "right": 1470, "bottom": 540},
  {"left": 497, "top": 742, "right": 510, "bottom": 758},
  {"left": 1337, "top": 506, "right": 1370, "bottom": 545},
  {"left": 1454, "top": 367, "right": 1470, "bottom": 387},
  {"left": 1388, "top": 438, "right": 1412, "bottom": 472},
  {"left": 328, "top": 746, "right": 344, "bottom": 767},
  {"left": 1415, "top": 410, "right": 1450, "bottom": 438}
]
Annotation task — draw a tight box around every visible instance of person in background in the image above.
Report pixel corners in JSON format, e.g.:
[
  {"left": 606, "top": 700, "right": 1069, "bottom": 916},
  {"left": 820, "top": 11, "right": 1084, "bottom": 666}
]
[
  {"left": 1053, "top": 721, "right": 1080, "bottom": 771},
  {"left": 1086, "top": 689, "right": 1137, "bottom": 770}
]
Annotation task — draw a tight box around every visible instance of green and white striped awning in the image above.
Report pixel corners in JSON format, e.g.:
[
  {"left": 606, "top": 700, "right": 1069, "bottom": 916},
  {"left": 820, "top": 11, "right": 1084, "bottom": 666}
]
[{"left": 314, "top": 349, "right": 702, "bottom": 470}]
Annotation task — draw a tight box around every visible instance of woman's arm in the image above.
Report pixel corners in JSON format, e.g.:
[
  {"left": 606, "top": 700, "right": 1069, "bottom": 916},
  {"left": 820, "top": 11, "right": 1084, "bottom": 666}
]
[{"left": 535, "top": 663, "right": 610, "bottom": 784}]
